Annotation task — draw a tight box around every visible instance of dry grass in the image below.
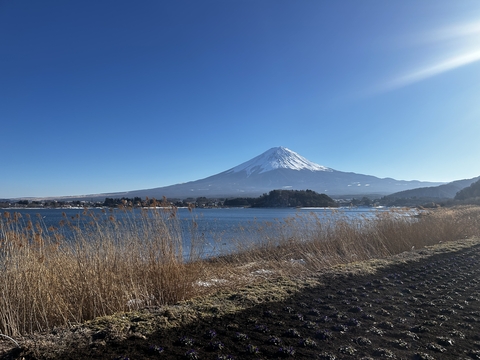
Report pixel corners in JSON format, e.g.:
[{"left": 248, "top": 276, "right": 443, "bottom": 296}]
[
  {"left": 212, "top": 206, "right": 480, "bottom": 274},
  {"left": 0, "top": 203, "right": 205, "bottom": 337},
  {"left": 1, "top": 204, "right": 480, "bottom": 337}
]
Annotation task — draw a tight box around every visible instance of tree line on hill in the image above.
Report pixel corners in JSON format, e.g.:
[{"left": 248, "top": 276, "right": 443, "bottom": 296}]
[
  {"left": 377, "top": 177, "right": 480, "bottom": 207},
  {"left": 455, "top": 179, "right": 480, "bottom": 202},
  {"left": 224, "top": 189, "right": 337, "bottom": 208}
]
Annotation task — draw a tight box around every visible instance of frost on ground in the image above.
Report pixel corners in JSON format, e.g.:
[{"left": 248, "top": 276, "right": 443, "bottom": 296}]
[
  {"left": 195, "top": 278, "right": 228, "bottom": 287},
  {"left": 2, "top": 238, "right": 480, "bottom": 360}
]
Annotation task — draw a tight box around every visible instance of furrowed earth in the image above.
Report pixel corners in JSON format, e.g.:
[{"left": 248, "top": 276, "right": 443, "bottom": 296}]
[{"left": 2, "top": 238, "right": 480, "bottom": 360}]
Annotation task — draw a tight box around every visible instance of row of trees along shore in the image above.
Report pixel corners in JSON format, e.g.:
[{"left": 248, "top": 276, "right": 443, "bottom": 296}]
[
  {"left": 1, "top": 190, "right": 337, "bottom": 209},
  {"left": 3, "top": 178, "right": 480, "bottom": 209}
]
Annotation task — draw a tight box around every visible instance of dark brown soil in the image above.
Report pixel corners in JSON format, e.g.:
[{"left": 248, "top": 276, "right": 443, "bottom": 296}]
[{"left": 3, "top": 239, "right": 480, "bottom": 360}]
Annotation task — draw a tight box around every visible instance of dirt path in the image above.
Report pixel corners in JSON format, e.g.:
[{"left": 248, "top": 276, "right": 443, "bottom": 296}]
[{"left": 3, "top": 239, "right": 480, "bottom": 359}]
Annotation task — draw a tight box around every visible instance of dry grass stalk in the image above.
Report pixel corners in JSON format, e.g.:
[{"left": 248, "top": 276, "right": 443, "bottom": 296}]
[
  {"left": 214, "top": 206, "right": 480, "bottom": 275},
  {"left": 0, "top": 205, "right": 204, "bottom": 336},
  {"left": 1, "top": 205, "right": 480, "bottom": 336}
]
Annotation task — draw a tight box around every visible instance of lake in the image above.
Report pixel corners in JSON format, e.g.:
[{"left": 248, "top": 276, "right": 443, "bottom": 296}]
[{"left": 2, "top": 207, "right": 396, "bottom": 258}]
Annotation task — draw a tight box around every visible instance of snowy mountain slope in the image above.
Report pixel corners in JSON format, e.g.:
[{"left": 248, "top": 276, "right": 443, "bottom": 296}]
[
  {"left": 87, "top": 146, "right": 444, "bottom": 200},
  {"left": 226, "top": 147, "right": 331, "bottom": 175}
]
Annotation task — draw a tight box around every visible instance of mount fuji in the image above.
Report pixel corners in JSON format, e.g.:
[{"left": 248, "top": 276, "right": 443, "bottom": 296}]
[{"left": 95, "top": 147, "right": 443, "bottom": 200}]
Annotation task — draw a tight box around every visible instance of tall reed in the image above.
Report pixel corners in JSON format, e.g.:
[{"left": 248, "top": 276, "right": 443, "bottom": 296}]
[
  {"left": 0, "top": 204, "right": 204, "bottom": 336},
  {"left": 218, "top": 206, "right": 480, "bottom": 273},
  {"left": 1, "top": 205, "right": 480, "bottom": 336}
]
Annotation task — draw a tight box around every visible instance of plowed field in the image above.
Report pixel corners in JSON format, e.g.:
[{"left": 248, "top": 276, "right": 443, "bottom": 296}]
[{"left": 3, "top": 239, "right": 480, "bottom": 360}]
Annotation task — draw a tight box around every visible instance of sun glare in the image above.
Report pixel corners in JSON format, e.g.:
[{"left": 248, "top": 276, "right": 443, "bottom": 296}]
[
  {"left": 428, "top": 21, "right": 480, "bottom": 42},
  {"left": 387, "top": 50, "right": 480, "bottom": 89},
  {"left": 377, "top": 19, "right": 480, "bottom": 93}
]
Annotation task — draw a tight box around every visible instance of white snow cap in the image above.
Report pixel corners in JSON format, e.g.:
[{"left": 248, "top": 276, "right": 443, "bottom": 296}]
[{"left": 227, "top": 146, "right": 331, "bottom": 176}]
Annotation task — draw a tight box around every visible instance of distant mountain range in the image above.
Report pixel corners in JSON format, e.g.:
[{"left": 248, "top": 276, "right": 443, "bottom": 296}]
[
  {"left": 68, "top": 147, "right": 446, "bottom": 200},
  {"left": 385, "top": 176, "right": 480, "bottom": 201}
]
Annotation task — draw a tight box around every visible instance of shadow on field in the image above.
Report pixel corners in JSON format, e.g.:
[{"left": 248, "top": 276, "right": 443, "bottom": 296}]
[{"left": 4, "top": 242, "right": 480, "bottom": 360}]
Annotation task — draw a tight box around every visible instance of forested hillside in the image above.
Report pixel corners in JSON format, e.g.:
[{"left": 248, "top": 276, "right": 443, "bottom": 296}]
[
  {"left": 455, "top": 178, "right": 480, "bottom": 201},
  {"left": 225, "top": 189, "right": 337, "bottom": 208}
]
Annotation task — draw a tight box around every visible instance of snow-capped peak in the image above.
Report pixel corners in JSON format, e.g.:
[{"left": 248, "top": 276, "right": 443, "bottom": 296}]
[{"left": 226, "top": 147, "right": 331, "bottom": 176}]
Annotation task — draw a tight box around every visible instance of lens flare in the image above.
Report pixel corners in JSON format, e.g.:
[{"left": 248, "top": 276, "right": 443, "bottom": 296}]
[{"left": 376, "top": 20, "right": 480, "bottom": 93}]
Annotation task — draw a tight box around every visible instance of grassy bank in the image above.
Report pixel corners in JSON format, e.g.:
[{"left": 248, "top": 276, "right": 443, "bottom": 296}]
[{"left": 1, "top": 205, "right": 480, "bottom": 337}]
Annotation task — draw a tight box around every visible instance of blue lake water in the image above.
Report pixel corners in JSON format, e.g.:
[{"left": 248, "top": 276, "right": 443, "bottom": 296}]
[{"left": 2, "top": 207, "right": 395, "bottom": 258}]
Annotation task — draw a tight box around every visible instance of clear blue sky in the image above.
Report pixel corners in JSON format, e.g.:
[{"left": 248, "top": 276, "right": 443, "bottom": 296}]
[{"left": 1, "top": 1, "right": 480, "bottom": 198}]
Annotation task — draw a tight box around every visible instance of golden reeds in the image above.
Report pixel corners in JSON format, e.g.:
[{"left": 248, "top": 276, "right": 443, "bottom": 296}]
[{"left": 1, "top": 205, "right": 480, "bottom": 336}]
